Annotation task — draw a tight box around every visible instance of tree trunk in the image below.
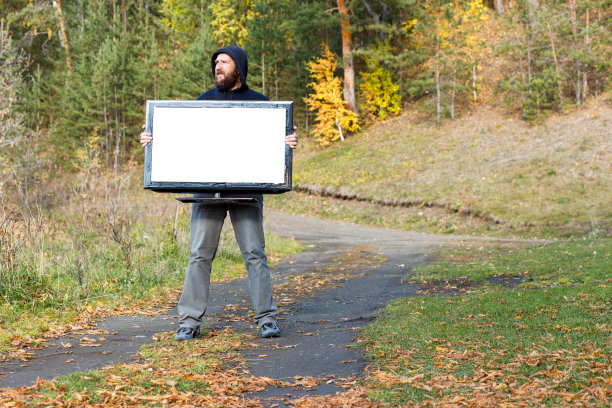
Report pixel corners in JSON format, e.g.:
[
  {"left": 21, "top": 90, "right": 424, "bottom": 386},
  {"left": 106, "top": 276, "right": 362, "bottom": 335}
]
[
  {"left": 360, "top": 0, "right": 387, "bottom": 42},
  {"left": 547, "top": 22, "right": 563, "bottom": 113},
  {"left": 435, "top": 13, "right": 441, "bottom": 126},
  {"left": 54, "top": 0, "right": 72, "bottom": 72},
  {"left": 450, "top": 0, "right": 459, "bottom": 120},
  {"left": 595, "top": 7, "right": 601, "bottom": 97},
  {"left": 569, "top": 0, "right": 581, "bottom": 105},
  {"left": 524, "top": 0, "right": 536, "bottom": 106},
  {"left": 274, "top": 61, "right": 279, "bottom": 100},
  {"left": 334, "top": 87, "right": 345, "bottom": 141},
  {"left": 575, "top": 60, "right": 581, "bottom": 105},
  {"left": 450, "top": 77, "right": 455, "bottom": 120},
  {"left": 435, "top": 64, "right": 441, "bottom": 125},
  {"left": 335, "top": 112, "right": 345, "bottom": 141},
  {"left": 103, "top": 77, "right": 109, "bottom": 165},
  {"left": 525, "top": 0, "right": 539, "bottom": 29},
  {"left": 261, "top": 40, "right": 266, "bottom": 96},
  {"left": 493, "top": 0, "right": 505, "bottom": 15},
  {"left": 472, "top": 65, "right": 477, "bottom": 102},
  {"left": 527, "top": 47, "right": 532, "bottom": 89},
  {"left": 337, "top": 0, "right": 357, "bottom": 113},
  {"left": 122, "top": 0, "right": 127, "bottom": 33},
  {"left": 583, "top": 9, "right": 589, "bottom": 105}
]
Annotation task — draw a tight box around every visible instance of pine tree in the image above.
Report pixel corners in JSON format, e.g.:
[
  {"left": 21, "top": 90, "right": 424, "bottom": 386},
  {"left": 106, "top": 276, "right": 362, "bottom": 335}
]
[
  {"left": 0, "top": 25, "right": 26, "bottom": 151},
  {"left": 44, "top": 0, "right": 165, "bottom": 167},
  {"left": 245, "top": 0, "right": 292, "bottom": 99},
  {"left": 352, "top": 0, "right": 431, "bottom": 98},
  {"left": 337, "top": 0, "right": 357, "bottom": 113},
  {"left": 160, "top": 0, "right": 217, "bottom": 99},
  {"left": 287, "top": 0, "right": 342, "bottom": 128},
  {"left": 0, "top": 24, "right": 44, "bottom": 212}
]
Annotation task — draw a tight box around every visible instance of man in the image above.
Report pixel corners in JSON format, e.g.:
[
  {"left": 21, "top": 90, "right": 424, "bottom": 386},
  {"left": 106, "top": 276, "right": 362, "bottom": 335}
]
[{"left": 140, "top": 45, "right": 298, "bottom": 340}]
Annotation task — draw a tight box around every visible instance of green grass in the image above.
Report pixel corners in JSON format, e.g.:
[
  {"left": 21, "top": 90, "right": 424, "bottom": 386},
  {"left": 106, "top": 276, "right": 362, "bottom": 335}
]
[
  {"left": 409, "top": 238, "right": 611, "bottom": 286},
  {"left": 360, "top": 238, "right": 611, "bottom": 406}
]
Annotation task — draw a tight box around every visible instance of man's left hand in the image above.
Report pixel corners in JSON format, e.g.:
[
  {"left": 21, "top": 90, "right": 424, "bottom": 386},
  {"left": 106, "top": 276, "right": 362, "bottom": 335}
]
[{"left": 285, "top": 126, "right": 298, "bottom": 149}]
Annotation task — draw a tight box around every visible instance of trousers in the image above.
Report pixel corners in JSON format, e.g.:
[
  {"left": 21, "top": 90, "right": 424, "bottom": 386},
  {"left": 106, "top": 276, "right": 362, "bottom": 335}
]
[{"left": 177, "top": 201, "right": 278, "bottom": 328}]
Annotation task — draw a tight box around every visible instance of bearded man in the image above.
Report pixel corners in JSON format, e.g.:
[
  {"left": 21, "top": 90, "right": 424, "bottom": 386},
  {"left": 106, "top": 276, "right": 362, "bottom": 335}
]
[{"left": 140, "top": 45, "right": 298, "bottom": 340}]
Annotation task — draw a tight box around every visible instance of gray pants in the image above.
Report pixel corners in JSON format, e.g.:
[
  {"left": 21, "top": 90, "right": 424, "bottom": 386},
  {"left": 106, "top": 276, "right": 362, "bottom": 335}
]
[{"left": 177, "top": 202, "right": 278, "bottom": 329}]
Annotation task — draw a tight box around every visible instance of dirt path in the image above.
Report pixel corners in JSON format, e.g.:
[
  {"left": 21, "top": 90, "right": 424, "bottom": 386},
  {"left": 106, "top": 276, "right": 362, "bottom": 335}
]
[{"left": 0, "top": 211, "right": 531, "bottom": 396}]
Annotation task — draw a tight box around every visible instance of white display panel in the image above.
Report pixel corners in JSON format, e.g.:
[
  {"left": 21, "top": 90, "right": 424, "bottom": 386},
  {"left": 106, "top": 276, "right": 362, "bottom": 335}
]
[{"left": 143, "top": 100, "right": 293, "bottom": 193}]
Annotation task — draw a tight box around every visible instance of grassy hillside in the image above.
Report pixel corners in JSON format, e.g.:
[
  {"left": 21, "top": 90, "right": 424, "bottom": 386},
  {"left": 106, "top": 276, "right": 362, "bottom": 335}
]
[{"left": 268, "top": 94, "right": 611, "bottom": 238}]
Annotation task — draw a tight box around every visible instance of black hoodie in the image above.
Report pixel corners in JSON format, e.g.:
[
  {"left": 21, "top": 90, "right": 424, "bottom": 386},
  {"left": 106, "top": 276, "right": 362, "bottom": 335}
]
[
  {"left": 196, "top": 45, "right": 269, "bottom": 102},
  {"left": 194, "top": 46, "right": 268, "bottom": 202}
]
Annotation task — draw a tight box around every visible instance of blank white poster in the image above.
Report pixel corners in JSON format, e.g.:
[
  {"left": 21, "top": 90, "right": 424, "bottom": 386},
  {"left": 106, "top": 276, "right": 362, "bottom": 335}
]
[{"left": 150, "top": 106, "right": 287, "bottom": 184}]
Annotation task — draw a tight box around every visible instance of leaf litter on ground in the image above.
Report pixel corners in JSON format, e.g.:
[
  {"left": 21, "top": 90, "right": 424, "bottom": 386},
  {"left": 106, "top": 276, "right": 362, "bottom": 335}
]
[{"left": 0, "top": 247, "right": 386, "bottom": 407}]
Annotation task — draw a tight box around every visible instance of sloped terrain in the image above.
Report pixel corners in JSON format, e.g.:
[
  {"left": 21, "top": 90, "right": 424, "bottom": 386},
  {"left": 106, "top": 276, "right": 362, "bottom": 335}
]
[{"left": 278, "top": 94, "right": 611, "bottom": 237}]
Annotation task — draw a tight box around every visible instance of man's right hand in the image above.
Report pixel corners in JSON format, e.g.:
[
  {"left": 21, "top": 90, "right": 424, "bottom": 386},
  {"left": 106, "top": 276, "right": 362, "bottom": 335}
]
[{"left": 140, "top": 124, "right": 152, "bottom": 148}]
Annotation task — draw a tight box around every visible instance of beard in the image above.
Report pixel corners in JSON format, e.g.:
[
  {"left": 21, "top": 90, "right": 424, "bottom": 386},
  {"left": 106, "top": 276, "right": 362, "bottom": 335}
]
[{"left": 215, "top": 67, "right": 240, "bottom": 91}]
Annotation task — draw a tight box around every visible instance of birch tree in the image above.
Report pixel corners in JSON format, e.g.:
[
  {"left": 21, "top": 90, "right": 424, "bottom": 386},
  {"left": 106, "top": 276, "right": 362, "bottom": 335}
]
[
  {"left": 0, "top": 25, "right": 26, "bottom": 151},
  {"left": 493, "top": 0, "right": 505, "bottom": 15}
]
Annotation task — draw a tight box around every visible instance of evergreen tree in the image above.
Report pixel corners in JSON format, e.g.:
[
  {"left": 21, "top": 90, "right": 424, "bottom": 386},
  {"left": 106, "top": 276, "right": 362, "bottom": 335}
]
[
  {"left": 3, "top": 0, "right": 607, "bottom": 168},
  {"left": 245, "top": 0, "right": 291, "bottom": 99},
  {"left": 352, "top": 0, "right": 431, "bottom": 97},
  {"left": 0, "top": 24, "right": 44, "bottom": 212},
  {"left": 501, "top": 0, "right": 611, "bottom": 121},
  {"left": 286, "top": 0, "right": 340, "bottom": 127},
  {"left": 3, "top": 0, "right": 60, "bottom": 77},
  {"left": 159, "top": 0, "right": 217, "bottom": 98}
]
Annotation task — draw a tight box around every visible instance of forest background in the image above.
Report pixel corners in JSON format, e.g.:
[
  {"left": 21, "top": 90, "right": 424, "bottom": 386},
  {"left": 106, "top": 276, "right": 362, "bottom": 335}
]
[{"left": 2, "top": 0, "right": 610, "bottom": 166}]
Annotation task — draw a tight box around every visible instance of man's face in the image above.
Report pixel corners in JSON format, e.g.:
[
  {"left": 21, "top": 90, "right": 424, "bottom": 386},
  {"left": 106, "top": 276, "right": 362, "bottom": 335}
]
[{"left": 214, "top": 53, "right": 240, "bottom": 91}]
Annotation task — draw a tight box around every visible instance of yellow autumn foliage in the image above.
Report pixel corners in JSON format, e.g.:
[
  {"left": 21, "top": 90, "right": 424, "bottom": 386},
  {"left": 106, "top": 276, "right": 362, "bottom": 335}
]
[
  {"left": 209, "top": 0, "right": 253, "bottom": 46},
  {"left": 303, "top": 45, "right": 359, "bottom": 147},
  {"left": 360, "top": 67, "right": 401, "bottom": 121}
]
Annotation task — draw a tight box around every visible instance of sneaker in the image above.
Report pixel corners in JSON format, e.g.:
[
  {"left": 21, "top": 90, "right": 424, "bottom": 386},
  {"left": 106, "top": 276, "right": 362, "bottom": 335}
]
[
  {"left": 175, "top": 326, "right": 201, "bottom": 341},
  {"left": 260, "top": 322, "right": 281, "bottom": 338}
]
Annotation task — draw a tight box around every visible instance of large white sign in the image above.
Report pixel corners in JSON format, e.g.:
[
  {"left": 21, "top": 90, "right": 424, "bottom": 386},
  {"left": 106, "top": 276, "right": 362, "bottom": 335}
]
[{"left": 143, "top": 101, "right": 293, "bottom": 193}]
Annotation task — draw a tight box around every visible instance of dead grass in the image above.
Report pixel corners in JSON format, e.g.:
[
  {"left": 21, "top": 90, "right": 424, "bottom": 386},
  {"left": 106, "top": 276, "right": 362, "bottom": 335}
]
[{"left": 287, "top": 93, "right": 612, "bottom": 237}]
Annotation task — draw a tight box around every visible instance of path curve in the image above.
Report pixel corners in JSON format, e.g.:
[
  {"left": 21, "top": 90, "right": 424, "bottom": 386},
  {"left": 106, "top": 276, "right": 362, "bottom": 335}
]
[
  {"left": 243, "top": 211, "right": 530, "bottom": 402},
  {"left": 0, "top": 211, "right": 536, "bottom": 394}
]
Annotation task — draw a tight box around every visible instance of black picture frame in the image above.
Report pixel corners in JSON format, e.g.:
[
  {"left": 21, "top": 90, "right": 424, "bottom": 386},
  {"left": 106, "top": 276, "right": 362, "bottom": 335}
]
[{"left": 143, "top": 100, "right": 293, "bottom": 194}]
